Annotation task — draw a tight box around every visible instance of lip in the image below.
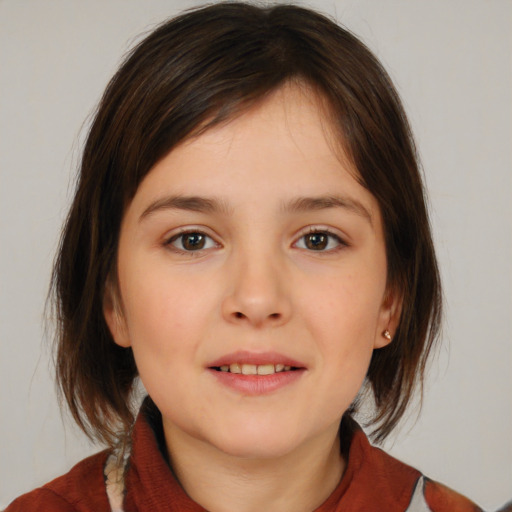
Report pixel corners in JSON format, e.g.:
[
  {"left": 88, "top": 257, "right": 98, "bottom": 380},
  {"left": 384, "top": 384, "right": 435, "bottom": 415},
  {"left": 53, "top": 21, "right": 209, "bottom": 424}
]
[{"left": 206, "top": 351, "right": 307, "bottom": 396}]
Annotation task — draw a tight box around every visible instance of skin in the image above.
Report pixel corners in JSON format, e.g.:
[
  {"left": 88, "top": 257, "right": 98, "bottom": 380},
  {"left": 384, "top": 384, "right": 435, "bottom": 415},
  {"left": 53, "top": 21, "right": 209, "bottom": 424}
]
[{"left": 105, "top": 84, "right": 400, "bottom": 512}]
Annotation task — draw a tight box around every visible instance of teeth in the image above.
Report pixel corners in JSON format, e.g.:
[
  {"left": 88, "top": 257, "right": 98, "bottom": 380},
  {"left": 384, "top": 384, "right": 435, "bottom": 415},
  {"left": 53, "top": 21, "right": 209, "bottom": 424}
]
[
  {"left": 229, "top": 363, "right": 241, "bottom": 374},
  {"left": 257, "top": 364, "right": 275, "bottom": 375},
  {"left": 241, "top": 364, "right": 257, "bottom": 375},
  {"left": 219, "top": 363, "right": 295, "bottom": 374}
]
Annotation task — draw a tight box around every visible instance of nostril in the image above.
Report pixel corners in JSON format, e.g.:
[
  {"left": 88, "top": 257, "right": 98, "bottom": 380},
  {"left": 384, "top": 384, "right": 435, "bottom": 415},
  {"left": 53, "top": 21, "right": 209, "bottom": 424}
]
[{"left": 230, "top": 311, "right": 282, "bottom": 322}]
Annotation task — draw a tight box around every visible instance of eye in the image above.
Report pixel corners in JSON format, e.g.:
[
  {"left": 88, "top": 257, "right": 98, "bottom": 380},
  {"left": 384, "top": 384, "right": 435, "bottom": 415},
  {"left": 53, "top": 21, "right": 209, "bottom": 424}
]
[
  {"left": 167, "top": 231, "right": 217, "bottom": 252},
  {"left": 295, "top": 230, "right": 345, "bottom": 252}
]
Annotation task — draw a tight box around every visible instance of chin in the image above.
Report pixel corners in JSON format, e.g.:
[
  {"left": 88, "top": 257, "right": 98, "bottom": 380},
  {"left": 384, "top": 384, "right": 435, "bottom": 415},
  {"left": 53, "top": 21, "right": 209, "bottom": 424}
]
[
  {"left": 215, "top": 437, "right": 300, "bottom": 460},
  {"left": 203, "top": 420, "right": 310, "bottom": 460}
]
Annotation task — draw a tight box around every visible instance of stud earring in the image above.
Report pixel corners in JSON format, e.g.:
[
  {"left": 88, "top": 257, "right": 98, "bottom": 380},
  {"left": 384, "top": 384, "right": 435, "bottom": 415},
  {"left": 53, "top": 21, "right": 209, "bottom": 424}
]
[{"left": 383, "top": 330, "right": 392, "bottom": 341}]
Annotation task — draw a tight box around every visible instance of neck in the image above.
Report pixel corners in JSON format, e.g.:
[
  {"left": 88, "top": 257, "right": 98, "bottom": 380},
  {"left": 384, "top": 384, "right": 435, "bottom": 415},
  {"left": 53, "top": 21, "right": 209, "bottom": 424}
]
[{"left": 163, "top": 422, "right": 345, "bottom": 512}]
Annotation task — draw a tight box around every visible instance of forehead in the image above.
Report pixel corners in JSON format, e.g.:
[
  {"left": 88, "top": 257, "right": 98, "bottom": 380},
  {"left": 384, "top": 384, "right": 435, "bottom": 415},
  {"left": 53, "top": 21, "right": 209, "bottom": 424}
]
[
  {"left": 191, "top": 84, "right": 350, "bottom": 168},
  {"left": 127, "top": 84, "right": 378, "bottom": 223}
]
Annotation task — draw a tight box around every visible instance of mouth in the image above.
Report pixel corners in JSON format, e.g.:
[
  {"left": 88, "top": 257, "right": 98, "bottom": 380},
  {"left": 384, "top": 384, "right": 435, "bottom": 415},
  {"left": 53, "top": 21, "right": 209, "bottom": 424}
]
[
  {"left": 210, "top": 363, "right": 301, "bottom": 375},
  {"left": 207, "top": 351, "right": 306, "bottom": 375},
  {"left": 206, "top": 352, "right": 306, "bottom": 395}
]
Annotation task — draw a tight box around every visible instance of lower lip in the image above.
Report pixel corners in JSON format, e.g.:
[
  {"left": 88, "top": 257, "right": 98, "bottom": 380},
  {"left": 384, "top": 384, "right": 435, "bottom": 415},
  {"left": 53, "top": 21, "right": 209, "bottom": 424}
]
[{"left": 208, "top": 369, "right": 306, "bottom": 395}]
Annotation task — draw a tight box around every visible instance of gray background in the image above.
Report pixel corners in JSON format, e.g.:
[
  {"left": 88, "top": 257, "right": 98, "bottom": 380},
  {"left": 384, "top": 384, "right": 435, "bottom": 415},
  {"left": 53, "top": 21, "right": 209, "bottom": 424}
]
[{"left": 1, "top": 0, "right": 511, "bottom": 509}]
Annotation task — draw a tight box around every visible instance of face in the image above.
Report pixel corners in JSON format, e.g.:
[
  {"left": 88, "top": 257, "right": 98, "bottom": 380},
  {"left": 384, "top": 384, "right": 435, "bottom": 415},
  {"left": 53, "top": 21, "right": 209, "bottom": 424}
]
[{"left": 105, "top": 85, "right": 399, "bottom": 461}]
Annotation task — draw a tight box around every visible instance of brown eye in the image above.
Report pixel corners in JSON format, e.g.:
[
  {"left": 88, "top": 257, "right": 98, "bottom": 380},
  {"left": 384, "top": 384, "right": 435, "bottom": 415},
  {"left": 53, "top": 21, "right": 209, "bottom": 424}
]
[
  {"left": 305, "top": 233, "right": 328, "bottom": 250},
  {"left": 296, "top": 230, "right": 344, "bottom": 252},
  {"left": 182, "top": 233, "right": 205, "bottom": 250},
  {"left": 168, "top": 232, "right": 216, "bottom": 252}
]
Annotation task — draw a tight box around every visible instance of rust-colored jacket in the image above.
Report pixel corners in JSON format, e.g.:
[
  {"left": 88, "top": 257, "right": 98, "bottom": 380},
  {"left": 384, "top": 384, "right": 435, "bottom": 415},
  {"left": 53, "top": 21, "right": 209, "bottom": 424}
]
[{"left": 6, "top": 406, "right": 482, "bottom": 512}]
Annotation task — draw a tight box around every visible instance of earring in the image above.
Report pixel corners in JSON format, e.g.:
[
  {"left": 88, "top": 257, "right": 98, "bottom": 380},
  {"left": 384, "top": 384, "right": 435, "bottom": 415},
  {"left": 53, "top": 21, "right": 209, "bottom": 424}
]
[{"left": 382, "top": 330, "right": 392, "bottom": 341}]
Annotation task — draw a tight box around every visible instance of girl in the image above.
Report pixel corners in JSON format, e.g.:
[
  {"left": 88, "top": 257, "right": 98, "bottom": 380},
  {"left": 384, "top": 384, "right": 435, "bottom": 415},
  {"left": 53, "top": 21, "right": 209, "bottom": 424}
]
[{"left": 6, "top": 3, "right": 487, "bottom": 511}]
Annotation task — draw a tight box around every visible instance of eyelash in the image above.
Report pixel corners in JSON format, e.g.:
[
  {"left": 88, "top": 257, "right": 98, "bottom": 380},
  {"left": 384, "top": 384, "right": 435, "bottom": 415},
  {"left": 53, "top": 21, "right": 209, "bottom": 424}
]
[
  {"left": 164, "top": 227, "right": 347, "bottom": 255},
  {"left": 294, "top": 227, "right": 347, "bottom": 253},
  {"left": 165, "top": 229, "right": 218, "bottom": 255}
]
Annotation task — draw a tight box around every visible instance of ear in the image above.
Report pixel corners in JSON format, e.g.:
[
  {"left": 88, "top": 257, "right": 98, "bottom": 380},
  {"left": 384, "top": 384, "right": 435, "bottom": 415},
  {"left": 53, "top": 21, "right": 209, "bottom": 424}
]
[
  {"left": 103, "top": 278, "right": 131, "bottom": 348},
  {"left": 374, "top": 285, "right": 403, "bottom": 349}
]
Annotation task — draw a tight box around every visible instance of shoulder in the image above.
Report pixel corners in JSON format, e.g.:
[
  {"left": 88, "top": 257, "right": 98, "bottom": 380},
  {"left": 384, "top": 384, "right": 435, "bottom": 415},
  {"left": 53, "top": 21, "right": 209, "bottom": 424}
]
[
  {"left": 4, "top": 450, "right": 111, "bottom": 512},
  {"left": 421, "top": 477, "right": 483, "bottom": 512},
  {"left": 362, "top": 444, "right": 483, "bottom": 511},
  {"left": 5, "top": 488, "right": 78, "bottom": 512},
  {"left": 341, "top": 419, "right": 482, "bottom": 511},
  {"left": 362, "top": 443, "right": 483, "bottom": 511}
]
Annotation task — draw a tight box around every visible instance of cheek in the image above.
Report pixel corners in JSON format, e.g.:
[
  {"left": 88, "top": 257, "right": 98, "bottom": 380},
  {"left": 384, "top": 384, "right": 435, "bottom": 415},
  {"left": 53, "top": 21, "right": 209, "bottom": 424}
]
[
  {"left": 120, "top": 259, "right": 218, "bottom": 343},
  {"left": 117, "top": 262, "right": 227, "bottom": 406},
  {"left": 303, "top": 271, "right": 385, "bottom": 338},
  {"left": 299, "top": 268, "right": 386, "bottom": 386},
  {"left": 118, "top": 267, "right": 211, "bottom": 408}
]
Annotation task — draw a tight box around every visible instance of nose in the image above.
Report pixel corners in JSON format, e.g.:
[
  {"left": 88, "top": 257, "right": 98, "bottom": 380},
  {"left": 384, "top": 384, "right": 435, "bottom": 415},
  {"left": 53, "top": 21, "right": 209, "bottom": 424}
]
[{"left": 221, "top": 249, "right": 292, "bottom": 328}]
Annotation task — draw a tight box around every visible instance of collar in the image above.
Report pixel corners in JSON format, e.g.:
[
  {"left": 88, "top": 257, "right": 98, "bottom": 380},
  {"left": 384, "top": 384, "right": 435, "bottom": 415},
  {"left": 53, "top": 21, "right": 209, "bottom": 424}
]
[{"left": 121, "top": 398, "right": 420, "bottom": 511}]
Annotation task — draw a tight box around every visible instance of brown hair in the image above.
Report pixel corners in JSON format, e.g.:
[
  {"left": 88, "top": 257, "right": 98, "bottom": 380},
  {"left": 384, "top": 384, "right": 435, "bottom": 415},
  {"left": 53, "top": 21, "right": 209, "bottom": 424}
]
[{"left": 52, "top": 2, "right": 442, "bottom": 446}]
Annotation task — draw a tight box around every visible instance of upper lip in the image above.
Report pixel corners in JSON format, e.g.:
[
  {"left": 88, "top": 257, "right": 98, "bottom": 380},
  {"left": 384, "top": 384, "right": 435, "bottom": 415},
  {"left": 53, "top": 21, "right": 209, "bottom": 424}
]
[{"left": 207, "top": 350, "right": 306, "bottom": 369}]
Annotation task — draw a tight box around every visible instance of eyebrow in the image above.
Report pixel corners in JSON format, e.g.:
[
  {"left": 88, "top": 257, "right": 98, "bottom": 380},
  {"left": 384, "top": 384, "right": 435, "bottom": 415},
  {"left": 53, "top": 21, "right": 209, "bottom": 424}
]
[
  {"left": 139, "top": 194, "right": 372, "bottom": 224},
  {"left": 283, "top": 195, "right": 373, "bottom": 224},
  {"left": 140, "top": 195, "right": 233, "bottom": 221}
]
